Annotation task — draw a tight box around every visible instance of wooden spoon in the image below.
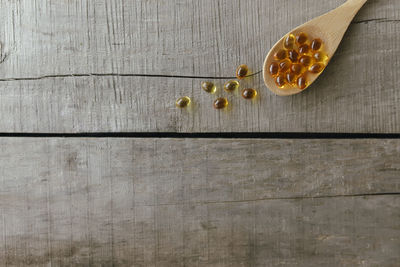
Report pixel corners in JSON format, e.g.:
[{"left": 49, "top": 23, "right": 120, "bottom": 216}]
[{"left": 263, "top": 0, "right": 368, "bottom": 96}]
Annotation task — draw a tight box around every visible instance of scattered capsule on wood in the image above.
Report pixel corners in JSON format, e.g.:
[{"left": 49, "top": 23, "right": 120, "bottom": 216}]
[
  {"left": 214, "top": 97, "right": 229, "bottom": 109},
  {"left": 176, "top": 97, "right": 191, "bottom": 108},
  {"left": 201, "top": 81, "right": 216, "bottom": 94},
  {"left": 241, "top": 88, "right": 257, "bottom": 99},
  {"left": 236, "top": 64, "right": 249, "bottom": 79},
  {"left": 224, "top": 80, "right": 240, "bottom": 92}
]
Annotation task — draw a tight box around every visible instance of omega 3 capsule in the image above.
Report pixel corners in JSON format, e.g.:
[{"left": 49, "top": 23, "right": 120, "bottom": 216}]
[
  {"left": 288, "top": 50, "right": 299, "bottom": 63},
  {"left": 279, "top": 59, "right": 292, "bottom": 73},
  {"left": 274, "top": 49, "right": 287, "bottom": 61},
  {"left": 309, "top": 63, "right": 325, "bottom": 74},
  {"left": 241, "top": 88, "right": 257, "bottom": 99},
  {"left": 284, "top": 34, "right": 296, "bottom": 50},
  {"left": 275, "top": 74, "right": 287, "bottom": 88},
  {"left": 269, "top": 62, "right": 279, "bottom": 77},
  {"left": 176, "top": 97, "right": 191, "bottom": 108},
  {"left": 236, "top": 64, "right": 249, "bottom": 79},
  {"left": 296, "top": 32, "right": 308, "bottom": 45},
  {"left": 311, "top": 38, "right": 323, "bottom": 51},
  {"left": 214, "top": 97, "right": 229, "bottom": 109},
  {"left": 297, "top": 75, "right": 308, "bottom": 90}
]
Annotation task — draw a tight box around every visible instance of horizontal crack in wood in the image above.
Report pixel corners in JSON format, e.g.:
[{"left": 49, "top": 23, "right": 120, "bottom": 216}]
[
  {"left": 0, "top": 70, "right": 262, "bottom": 82},
  {"left": 143, "top": 192, "right": 400, "bottom": 207},
  {"left": 352, "top": 18, "right": 400, "bottom": 24}
]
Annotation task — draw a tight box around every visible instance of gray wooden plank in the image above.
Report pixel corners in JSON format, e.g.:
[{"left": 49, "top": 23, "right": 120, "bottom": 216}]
[
  {"left": 0, "top": 0, "right": 399, "bottom": 133},
  {"left": 0, "top": 138, "right": 399, "bottom": 266}
]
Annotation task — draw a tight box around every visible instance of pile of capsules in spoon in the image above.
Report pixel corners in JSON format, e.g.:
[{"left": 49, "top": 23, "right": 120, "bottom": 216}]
[
  {"left": 269, "top": 32, "right": 329, "bottom": 90},
  {"left": 176, "top": 64, "right": 258, "bottom": 110}
]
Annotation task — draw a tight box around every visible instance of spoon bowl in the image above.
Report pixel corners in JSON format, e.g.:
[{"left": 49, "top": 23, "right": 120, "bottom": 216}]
[{"left": 263, "top": 0, "right": 368, "bottom": 96}]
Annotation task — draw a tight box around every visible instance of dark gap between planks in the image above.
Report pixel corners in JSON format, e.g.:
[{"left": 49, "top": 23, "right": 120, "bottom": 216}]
[{"left": 0, "top": 132, "right": 399, "bottom": 139}]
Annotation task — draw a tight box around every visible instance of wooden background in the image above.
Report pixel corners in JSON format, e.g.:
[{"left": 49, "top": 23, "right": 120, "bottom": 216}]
[{"left": 0, "top": 0, "right": 399, "bottom": 266}]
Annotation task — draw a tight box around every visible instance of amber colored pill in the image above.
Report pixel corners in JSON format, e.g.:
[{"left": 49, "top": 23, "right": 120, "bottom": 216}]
[
  {"left": 201, "top": 81, "right": 216, "bottom": 94},
  {"left": 275, "top": 74, "right": 286, "bottom": 88},
  {"left": 297, "top": 75, "right": 308, "bottom": 90},
  {"left": 286, "top": 72, "right": 296, "bottom": 84},
  {"left": 296, "top": 32, "right": 308, "bottom": 45},
  {"left": 311, "top": 38, "right": 323, "bottom": 51},
  {"left": 236, "top": 64, "right": 249, "bottom": 79},
  {"left": 288, "top": 50, "right": 299, "bottom": 63},
  {"left": 241, "top": 88, "right": 258, "bottom": 100},
  {"left": 269, "top": 62, "right": 279, "bottom": 77},
  {"left": 309, "top": 63, "right": 325, "bottom": 73},
  {"left": 284, "top": 34, "right": 295, "bottom": 50},
  {"left": 313, "top": 51, "right": 329, "bottom": 63},
  {"left": 274, "top": 49, "right": 287, "bottom": 61},
  {"left": 279, "top": 59, "right": 292, "bottom": 73},
  {"left": 298, "top": 44, "right": 310, "bottom": 55},
  {"left": 290, "top": 64, "right": 303, "bottom": 75},
  {"left": 224, "top": 80, "right": 239, "bottom": 92},
  {"left": 214, "top": 97, "right": 228, "bottom": 109},
  {"left": 299, "top": 55, "right": 313, "bottom": 67},
  {"left": 176, "top": 96, "right": 191, "bottom": 108}
]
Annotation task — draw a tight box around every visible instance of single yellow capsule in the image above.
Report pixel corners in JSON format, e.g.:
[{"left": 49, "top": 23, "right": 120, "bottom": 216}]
[
  {"left": 201, "top": 81, "right": 216, "bottom": 94},
  {"left": 313, "top": 51, "right": 329, "bottom": 64},
  {"left": 176, "top": 96, "right": 191, "bottom": 108},
  {"left": 214, "top": 97, "right": 229, "bottom": 109},
  {"left": 284, "top": 34, "right": 295, "bottom": 50},
  {"left": 236, "top": 64, "right": 249, "bottom": 79},
  {"left": 224, "top": 80, "right": 240, "bottom": 92},
  {"left": 241, "top": 88, "right": 257, "bottom": 99}
]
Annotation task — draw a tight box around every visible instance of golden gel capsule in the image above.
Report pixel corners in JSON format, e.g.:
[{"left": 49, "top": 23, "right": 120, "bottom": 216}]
[
  {"left": 298, "top": 44, "right": 310, "bottom": 55},
  {"left": 297, "top": 75, "right": 308, "bottom": 90},
  {"left": 176, "top": 96, "right": 191, "bottom": 108},
  {"left": 311, "top": 38, "right": 323, "bottom": 51},
  {"left": 236, "top": 64, "right": 249, "bottom": 79},
  {"left": 224, "top": 80, "right": 240, "bottom": 92},
  {"left": 201, "top": 81, "right": 216, "bottom": 94},
  {"left": 290, "top": 64, "right": 303, "bottom": 76},
  {"left": 286, "top": 72, "right": 297, "bottom": 85},
  {"left": 309, "top": 63, "right": 325, "bottom": 74},
  {"left": 284, "top": 34, "right": 295, "bottom": 50},
  {"left": 288, "top": 49, "right": 299, "bottom": 63},
  {"left": 274, "top": 49, "right": 287, "bottom": 61},
  {"left": 313, "top": 51, "right": 329, "bottom": 64},
  {"left": 214, "top": 97, "right": 228, "bottom": 109},
  {"left": 241, "top": 88, "right": 257, "bottom": 99},
  {"left": 296, "top": 32, "right": 308, "bottom": 45},
  {"left": 279, "top": 59, "right": 292, "bottom": 73},
  {"left": 299, "top": 55, "right": 313, "bottom": 67},
  {"left": 269, "top": 62, "right": 279, "bottom": 77},
  {"left": 275, "top": 74, "right": 286, "bottom": 88}
]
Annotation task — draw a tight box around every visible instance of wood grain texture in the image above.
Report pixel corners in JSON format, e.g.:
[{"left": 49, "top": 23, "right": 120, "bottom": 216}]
[
  {"left": 0, "top": 0, "right": 399, "bottom": 133},
  {"left": 0, "top": 138, "right": 399, "bottom": 266}
]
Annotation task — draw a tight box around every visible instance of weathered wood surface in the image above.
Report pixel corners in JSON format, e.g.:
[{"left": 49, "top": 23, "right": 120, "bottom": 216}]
[
  {"left": 0, "top": 0, "right": 399, "bottom": 133},
  {"left": 0, "top": 138, "right": 399, "bottom": 266}
]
